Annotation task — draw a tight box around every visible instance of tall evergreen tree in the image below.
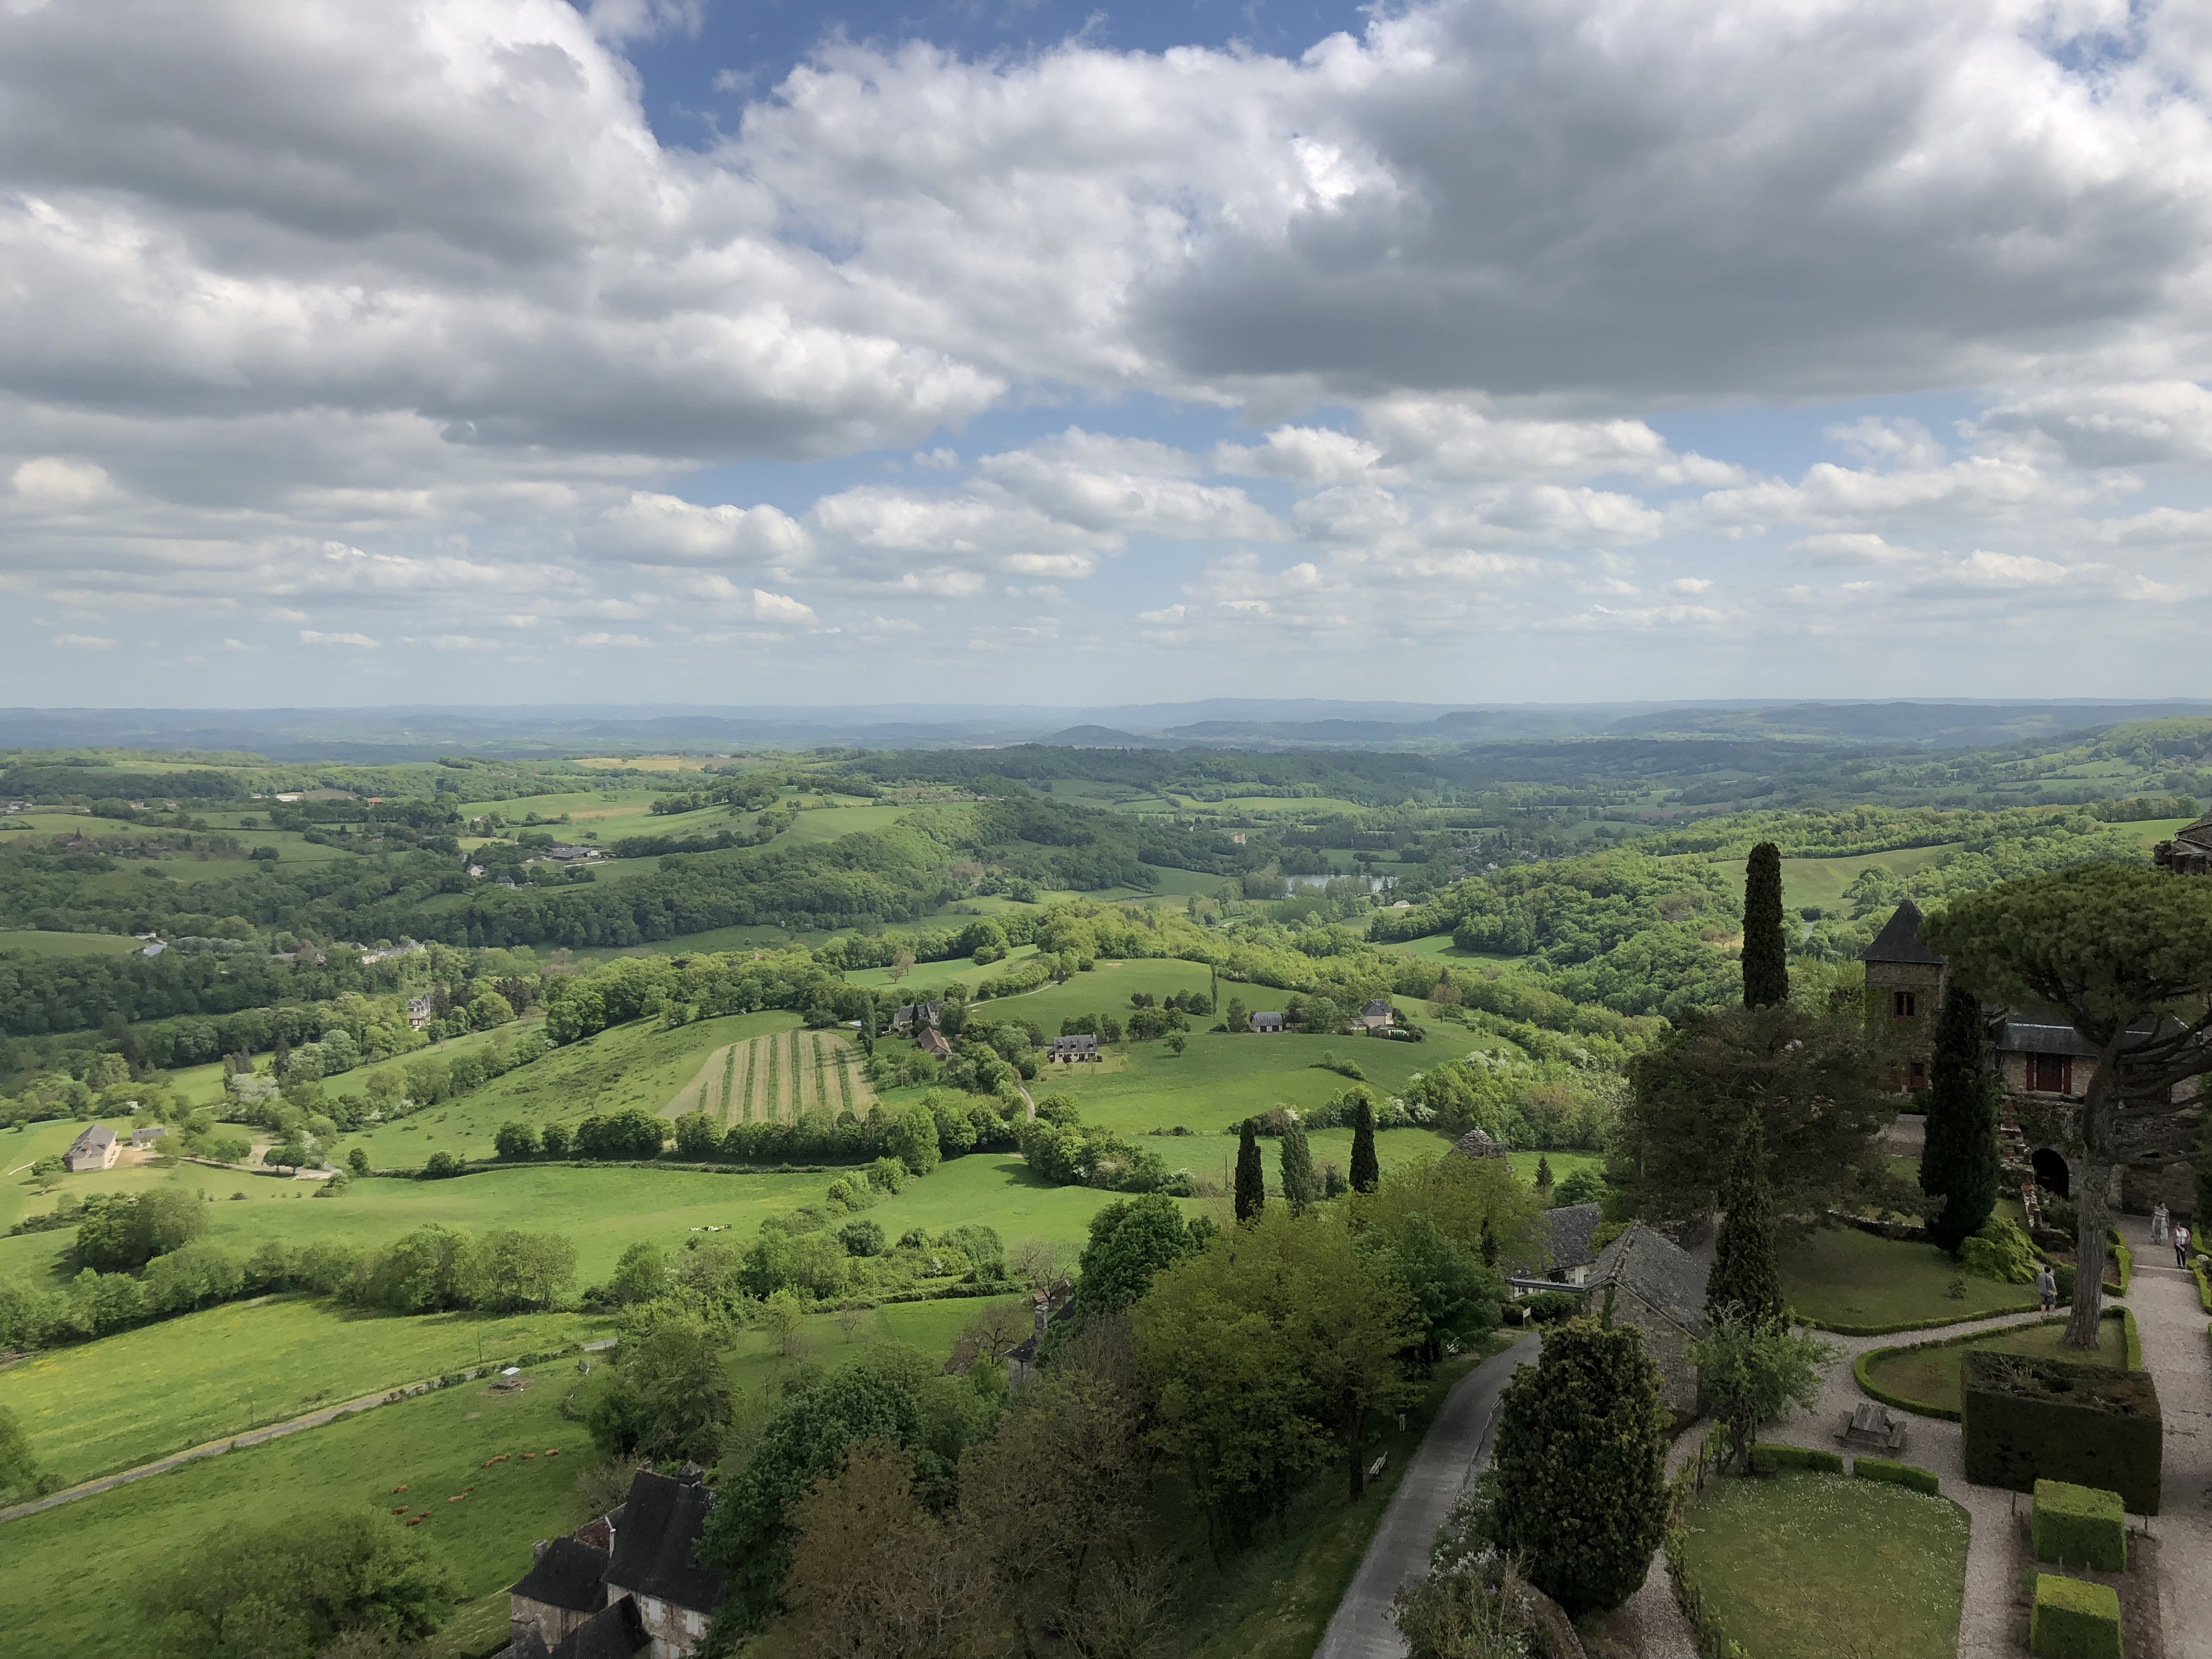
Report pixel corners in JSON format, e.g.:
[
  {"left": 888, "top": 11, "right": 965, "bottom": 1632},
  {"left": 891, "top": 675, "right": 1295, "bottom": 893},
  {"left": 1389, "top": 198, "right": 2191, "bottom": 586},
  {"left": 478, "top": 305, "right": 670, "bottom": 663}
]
[
  {"left": 1235, "top": 1118, "right": 1267, "bottom": 1222},
  {"left": 1705, "top": 1110, "right": 1783, "bottom": 1326},
  {"left": 1350, "top": 1096, "right": 1380, "bottom": 1194},
  {"left": 1535, "top": 1154, "right": 1554, "bottom": 1207},
  {"left": 1919, "top": 983, "right": 2001, "bottom": 1253},
  {"left": 1741, "top": 841, "right": 1789, "bottom": 1009},
  {"left": 1480, "top": 1214, "right": 1499, "bottom": 1269},
  {"left": 1279, "top": 1119, "right": 1320, "bottom": 1213},
  {"left": 1493, "top": 1318, "right": 1670, "bottom": 1615}
]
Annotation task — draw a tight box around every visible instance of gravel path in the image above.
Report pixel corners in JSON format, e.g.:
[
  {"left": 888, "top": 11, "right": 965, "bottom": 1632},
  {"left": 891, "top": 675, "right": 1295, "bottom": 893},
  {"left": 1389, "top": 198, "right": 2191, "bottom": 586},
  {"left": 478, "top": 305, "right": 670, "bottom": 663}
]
[
  {"left": 2115, "top": 1215, "right": 2212, "bottom": 1659},
  {"left": 0, "top": 1338, "right": 615, "bottom": 1528},
  {"left": 1312, "top": 1333, "right": 1541, "bottom": 1659}
]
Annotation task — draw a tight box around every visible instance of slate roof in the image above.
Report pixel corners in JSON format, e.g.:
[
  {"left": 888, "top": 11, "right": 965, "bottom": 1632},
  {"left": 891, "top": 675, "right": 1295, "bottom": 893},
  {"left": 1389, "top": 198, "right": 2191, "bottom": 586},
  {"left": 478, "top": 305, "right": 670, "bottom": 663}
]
[
  {"left": 1051, "top": 1034, "right": 1098, "bottom": 1053},
  {"left": 2173, "top": 810, "right": 2212, "bottom": 852},
  {"left": 603, "top": 1471, "right": 725, "bottom": 1615},
  {"left": 1861, "top": 900, "right": 1942, "bottom": 966},
  {"left": 1250, "top": 1012, "right": 1285, "bottom": 1031},
  {"left": 69, "top": 1125, "right": 116, "bottom": 1155},
  {"left": 509, "top": 1538, "right": 612, "bottom": 1615},
  {"left": 552, "top": 1596, "right": 649, "bottom": 1659},
  {"left": 1589, "top": 1224, "right": 1712, "bottom": 1337},
  {"left": 1995, "top": 1020, "right": 2100, "bottom": 1058},
  {"left": 1545, "top": 1203, "right": 1604, "bottom": 1274},
  {"left": 1449, "top": 1128, "right": 1508, "bottom": 1161}
]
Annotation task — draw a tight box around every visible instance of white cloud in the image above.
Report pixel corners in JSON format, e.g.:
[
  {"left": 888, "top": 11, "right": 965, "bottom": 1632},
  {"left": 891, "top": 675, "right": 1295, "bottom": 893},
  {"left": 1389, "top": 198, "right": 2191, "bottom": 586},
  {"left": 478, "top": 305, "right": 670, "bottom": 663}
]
[
  {"left": 12, "top": 456, "right": 113, "bottom": 505},
  {"left": 298, "top": 628, "right": 378, "bottom": 648},
  {"left": 571, "top": 630, "right": 653, "bottom": 647},
  {"left": 50, "top": 632, "right": 114, "bottom": 648},
  {"left": 586, "top": 493, "right": 811, "bottom": 569}
]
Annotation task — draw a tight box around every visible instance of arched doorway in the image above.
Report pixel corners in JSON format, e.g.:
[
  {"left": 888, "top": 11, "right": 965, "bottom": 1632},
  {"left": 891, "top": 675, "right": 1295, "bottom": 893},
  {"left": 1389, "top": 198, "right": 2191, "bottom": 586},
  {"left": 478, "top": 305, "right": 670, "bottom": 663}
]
[{"left": 2032, "top": 1147, "right": 2070, "bottom": 1199}]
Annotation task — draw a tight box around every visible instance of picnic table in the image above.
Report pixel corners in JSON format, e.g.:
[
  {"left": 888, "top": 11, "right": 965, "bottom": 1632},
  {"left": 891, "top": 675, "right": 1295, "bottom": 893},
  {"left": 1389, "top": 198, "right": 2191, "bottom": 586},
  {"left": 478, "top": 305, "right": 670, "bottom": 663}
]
[{"left": 1836, "top": 1400, "right": 1907, "bottom": 1454}]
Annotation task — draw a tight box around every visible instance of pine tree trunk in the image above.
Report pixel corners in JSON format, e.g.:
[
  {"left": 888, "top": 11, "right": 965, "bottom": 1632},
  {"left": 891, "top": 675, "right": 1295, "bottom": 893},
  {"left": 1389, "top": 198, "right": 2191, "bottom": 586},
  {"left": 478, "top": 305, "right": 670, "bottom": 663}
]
[{"left": 2067, "top": 1155, "right": 2110, "bottom": 1348}]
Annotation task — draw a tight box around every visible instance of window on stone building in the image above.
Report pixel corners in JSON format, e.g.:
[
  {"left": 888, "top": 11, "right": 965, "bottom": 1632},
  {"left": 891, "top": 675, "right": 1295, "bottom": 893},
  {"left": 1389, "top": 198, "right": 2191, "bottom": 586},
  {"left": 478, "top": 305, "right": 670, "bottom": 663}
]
[
  {"left": 2032, "top": 1053, "right": 2072, "bottom": 1094},
  {"left": 1892, "top": 990, "right": 1917, "bottom": 1019},
  {"left": 1907, "top": 1061, "right": 1927, "bottom": 1091}
]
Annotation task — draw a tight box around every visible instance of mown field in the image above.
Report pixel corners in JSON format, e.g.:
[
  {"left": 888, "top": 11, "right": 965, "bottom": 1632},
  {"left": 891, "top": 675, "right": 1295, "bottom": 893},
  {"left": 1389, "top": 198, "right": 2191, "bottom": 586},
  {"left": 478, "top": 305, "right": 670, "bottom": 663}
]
[
  {"left": 0, "top": 1297, "right": 613, "bottom": 1490},
  {"left": 0, "top": 928, "right": 143, "bottom": 957}
]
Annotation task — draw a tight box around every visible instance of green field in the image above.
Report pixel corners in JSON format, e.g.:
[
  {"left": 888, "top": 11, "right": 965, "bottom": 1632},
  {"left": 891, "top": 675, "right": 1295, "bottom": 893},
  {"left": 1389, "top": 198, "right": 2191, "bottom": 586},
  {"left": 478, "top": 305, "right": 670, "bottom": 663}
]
[
  {"left": 0, "top": 1297, "right": 987, "bottom": 1659},
  {"left": 0, "top": 929, "right": 142, "bottom": 958},
  {"left": 1676, "top": 1470, "right": 1969, "bottom": 1659},
  {"left": 341, "top": 1010, "right": 800, "bottom": 1169},
  {"left": 1858, "top": 1316, "right": 2128, "bottom": 1415},
  {"left": 0, "top": 1163, "right": 830, "bottom": 1288},
  {"left": 663, "top": 1027, "right": 874, "bottom": 1124},
  {"left": 0, "top": 1296, "right": 612, "bottom": 1490}
]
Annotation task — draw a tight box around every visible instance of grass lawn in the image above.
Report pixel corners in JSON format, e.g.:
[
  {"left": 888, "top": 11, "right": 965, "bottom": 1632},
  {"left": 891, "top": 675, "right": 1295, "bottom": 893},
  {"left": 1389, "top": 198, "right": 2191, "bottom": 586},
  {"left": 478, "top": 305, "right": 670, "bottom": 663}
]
[
  {"left": 1780, "top": 1227, "right": 2041, "bottom": 1329},
  {"left": 0, "top": 928, "right": 142, "bottom": 957},
  {"left": 1676, "top": 1470, "right": 1969, "bottom": 1659},
  {"left": 1858, "top": 1316, "right": 2128, "bottom": 1416},
  {"left": 0, "top": 1296, "right": 613, "bottom": 1490},
  {"left": 0, "top": 1164, "right": 830, "bottom": 1287}
]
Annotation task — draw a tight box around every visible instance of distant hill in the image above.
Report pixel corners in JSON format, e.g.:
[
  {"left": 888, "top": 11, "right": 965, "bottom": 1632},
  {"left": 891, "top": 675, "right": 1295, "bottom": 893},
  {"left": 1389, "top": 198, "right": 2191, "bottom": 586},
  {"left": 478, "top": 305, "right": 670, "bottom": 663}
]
[{"left": 1035, "top": 725, "right": 1171, "bottom": 748}]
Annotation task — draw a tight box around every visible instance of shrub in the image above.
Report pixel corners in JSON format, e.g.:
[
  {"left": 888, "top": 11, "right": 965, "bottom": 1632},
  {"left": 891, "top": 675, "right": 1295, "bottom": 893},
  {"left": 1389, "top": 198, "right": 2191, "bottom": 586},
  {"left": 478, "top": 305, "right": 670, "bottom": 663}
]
[
  {"left": 1962, "top": 1352, "right": 2162, "bottom": 1514},
  {"left": 1959, "top": 1215, "right": 2037, "bottom": 1285},
  {"left": 1750, "top": 1443, "right": 1843, "bottom": 1475},
  {"left": 420, "top": 1151, "right": 463, "bottom": 1180},
  {"left": 1522, "top": 1291, "right": 1581, "bottom": 1324},
  {"left": 1853, "top": 1457, "right": 1940, "bottom": 1495},
  {"left": 492, "top": 1121, "right": 538, "bottom": 1161},
  {"left": 838, "top": 1219, "right": 886, "bottom": 1259},
  {"left": 2032, "top": 1479, "right": 2127, "bottom": 1572},
  {"left": 2030, "top": 1574, "right": 2122, "bottom": 1659}
]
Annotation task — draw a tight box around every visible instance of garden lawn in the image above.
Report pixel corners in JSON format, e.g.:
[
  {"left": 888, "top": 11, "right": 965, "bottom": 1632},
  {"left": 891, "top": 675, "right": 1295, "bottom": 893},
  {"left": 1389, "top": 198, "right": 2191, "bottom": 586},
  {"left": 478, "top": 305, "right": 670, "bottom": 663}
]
[
  {"left": 0, "top": 1164, "right": 827, "bottom": 1287},
  {"left": 1859, "top": 1316, "right": 2129, "bottom": 1416},
  {"left": 1676, "top": 1470, "right": 1969, "bottom": 1659},
  {"left": 0, "top": 1296, "right": 611, "bottom": 1489},
  {"left": 1780, "top": 1226, "right": 2041, "bottom": 1329}
]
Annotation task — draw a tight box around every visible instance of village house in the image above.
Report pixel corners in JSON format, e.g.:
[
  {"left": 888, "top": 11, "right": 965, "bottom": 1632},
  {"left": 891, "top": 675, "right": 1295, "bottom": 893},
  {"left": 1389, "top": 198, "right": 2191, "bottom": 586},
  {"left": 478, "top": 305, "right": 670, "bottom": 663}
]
[
  {"left": 1356, "top": 998, "right": 1396, "bottom": 1032},
  {"left": 505, "top": 1470, "right": 725, "bottom": 1659},
  {"left": 1580, "top": 1224, "right": 1711, "bottom": 1425},
  {"left": 131, "top": 1125, "right": 166, "bottom": 1150},
  {"left": 64, "top": 1124, "right": 119, "bottom": 1172},
  {"left": 1539, "top": 1202, "right": 1604, "bottom": 1286},
  {"left": 2152, "top": 807, "right": 2212, "bottom": 874},
  {"left": 1047, "top": 1034, "right": 1100, "bottom": 1063},
  {"left": 891, "top": 1000, "right": 944, "bottom": 1034},
  {"left": 1249, "top": 1011, "right": 1286, "bottom": 1034},
  {"left": 917, "top": 1027, "right": 953, "bottom": 1061},
  {"left": 406, "top": 996, "right": 435, "bottom": 1031}
]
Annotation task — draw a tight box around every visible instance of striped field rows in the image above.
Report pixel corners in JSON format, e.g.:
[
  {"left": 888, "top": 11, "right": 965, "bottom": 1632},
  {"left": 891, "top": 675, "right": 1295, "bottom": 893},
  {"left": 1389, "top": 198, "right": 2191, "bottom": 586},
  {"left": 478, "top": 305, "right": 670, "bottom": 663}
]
[{"left": 664, "top": 1029, "right": 875, "bottom": 1124}]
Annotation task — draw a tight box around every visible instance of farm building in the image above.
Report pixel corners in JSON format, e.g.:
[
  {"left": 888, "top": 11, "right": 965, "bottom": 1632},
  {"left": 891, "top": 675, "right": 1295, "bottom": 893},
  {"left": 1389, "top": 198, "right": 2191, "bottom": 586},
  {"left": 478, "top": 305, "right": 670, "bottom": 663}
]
[
  {"left": 2154, "top": 808, "right": 2212, "bottom": 875},
  {"left": 506, "top": 1469, "right": 724, "bottom": 1659},
  {"left": 131, "top": 1125, "right": 166, "bottom": 1149},
  {"left": 1357, "top": 998, "right": 1396, "bottom": 1031},
  {"left": 1048, "top": 1034, "right": 1100, "bottom": 1063},
  {"left": 65, "top": 1125, "right": 118, "bottom": 1172},
  {"left": 917, "top": 1027, "right": 953, "bottom": 1060},
  {"left": 1249, "top": 1011, "right": 1286, "bottom": 1034},
  {"left": 1448, "top": 1128, "right": 1508, "bottom": 1163},
  {"left": 1584, "top": 1224, "right": 1710, "bottom": 1425},
  {"left": 892, "top": 1000, "right": 945, "bottom": 1034}
]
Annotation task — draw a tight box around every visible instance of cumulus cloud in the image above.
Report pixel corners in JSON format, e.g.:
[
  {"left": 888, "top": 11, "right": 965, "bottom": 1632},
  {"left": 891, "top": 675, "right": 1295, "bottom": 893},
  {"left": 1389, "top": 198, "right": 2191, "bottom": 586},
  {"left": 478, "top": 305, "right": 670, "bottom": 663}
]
[
  {"left": 298, "top": 629, "right": 378, "bottom": 648},
  {"left": 50, "top": 633, "right": 114, "bottom": 648}
]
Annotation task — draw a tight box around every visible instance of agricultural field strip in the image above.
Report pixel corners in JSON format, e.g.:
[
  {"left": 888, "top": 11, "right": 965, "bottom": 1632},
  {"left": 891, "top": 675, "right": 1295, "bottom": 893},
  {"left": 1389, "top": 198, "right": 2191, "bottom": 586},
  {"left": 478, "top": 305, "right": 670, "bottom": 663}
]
[
  {"left": 0, "top": 1334, "right": 619, "bottom": 1528},
  {"left": 660, "top": 1027, "right": 873, "bottom": 1124}
]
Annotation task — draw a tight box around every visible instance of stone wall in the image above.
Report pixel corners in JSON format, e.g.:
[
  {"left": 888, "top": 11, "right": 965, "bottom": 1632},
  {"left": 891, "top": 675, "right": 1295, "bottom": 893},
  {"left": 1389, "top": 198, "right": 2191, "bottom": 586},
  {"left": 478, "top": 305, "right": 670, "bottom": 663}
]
[
  {"left": 2008, "top": 1087, "right": 2202, "bottom": 1217},
  {"left": 1611, "top": 1293, "right": 1699, "bottom": 1425}
]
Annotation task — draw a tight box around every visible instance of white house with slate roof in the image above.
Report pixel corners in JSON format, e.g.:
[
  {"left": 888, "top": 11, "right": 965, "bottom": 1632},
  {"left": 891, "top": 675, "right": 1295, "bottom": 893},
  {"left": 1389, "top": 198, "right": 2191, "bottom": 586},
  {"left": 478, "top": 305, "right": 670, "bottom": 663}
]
[{"left": 65, "top": 1124, "right": 118, "bottom": 1172}]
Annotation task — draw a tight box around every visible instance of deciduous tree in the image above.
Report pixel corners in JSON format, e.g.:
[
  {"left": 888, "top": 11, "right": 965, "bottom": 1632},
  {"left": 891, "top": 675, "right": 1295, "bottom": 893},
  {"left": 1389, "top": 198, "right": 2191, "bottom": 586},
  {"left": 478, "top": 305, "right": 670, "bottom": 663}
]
[
  {"left": 1927, "top": 865, "right": 2212, "bottom": 1347},
  {"left": 1077, "top": 1193, "right": 1201, "bottom": 1317},
  {"left": 1686, "top": 1315, "right": 1835, "bottom": 1474}
]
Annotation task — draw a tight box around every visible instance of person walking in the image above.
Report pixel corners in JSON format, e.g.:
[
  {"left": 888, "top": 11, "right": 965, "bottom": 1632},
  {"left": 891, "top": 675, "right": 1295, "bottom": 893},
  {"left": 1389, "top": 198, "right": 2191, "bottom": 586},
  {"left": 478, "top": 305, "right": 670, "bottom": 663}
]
[
  {"left": 2177, "top": 1222, "right": 2192, "bottom": 1269},
  {"left": 2151, "top": 1202, "right": 2169, "bottom": 1246},
  {"left": 2037, "top": 1262, "right": 2057, "bottom": 1313}
]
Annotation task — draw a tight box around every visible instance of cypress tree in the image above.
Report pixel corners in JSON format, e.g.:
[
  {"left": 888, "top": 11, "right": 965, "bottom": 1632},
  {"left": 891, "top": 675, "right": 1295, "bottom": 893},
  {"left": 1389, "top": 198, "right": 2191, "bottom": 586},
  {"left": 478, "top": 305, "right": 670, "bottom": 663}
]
[
  {"left": 1535, "top": 1154, "right": 1555, "bottom": 1207},
  {"left": 1706, "top": 1110, "right": 1783, "bottom": 1326},
  {"left": 1234, "top": 1118, "right": 1266, "bottom": 1222},
  {"left": 1741, "top": 841, "right": 1789, "bottom": 1009},
  {"left": 1279, "top": 1119, "right": 1319, "bottom": 1213},
  {"left": 1350, "top": 1097, "right": 1379, "bottom": 1194},
  {"left": 1480, "top": 1214, "right": 1498, "bottom": 1269},
  {"left": 1493, "top": 1318, "right": 1670, "bottom": 1615},
  {"left": 1921, "top": 984, "right": 2001, "bottom": 1254}
]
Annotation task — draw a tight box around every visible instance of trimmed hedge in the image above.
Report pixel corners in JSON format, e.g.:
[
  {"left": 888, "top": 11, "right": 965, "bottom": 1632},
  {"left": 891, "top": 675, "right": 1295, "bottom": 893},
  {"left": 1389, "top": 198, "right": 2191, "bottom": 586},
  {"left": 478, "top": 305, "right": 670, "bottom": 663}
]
[
  {"left": 2106, "top": 1230, "right": 2131, "bottom": 1297},
  {"left": 1803, "top": 1299, "right": 2039, "bottom": 1338},
  {"left": 1854, "top": 1310, "right": 2137, "bottom": 1423},
  {"left": 2192, "top": 1254, "right": 2210, "bottom": 1314},
  {"left": 2032, "top": 1479, "right": 2127, "bottom": 1573},
  {"left": 1750, "top": 1443, "right": 1843, "bottom": 1475},
  {"left": 2030, "top": 1574, "right": 2122, "bottom": 1659},
  {"left": 1963, "top": 1351, "right": 2163, "bottom": 1514},
  {"left": 1853, "top": 1457, "right": 1940, "bottom": 1496}
]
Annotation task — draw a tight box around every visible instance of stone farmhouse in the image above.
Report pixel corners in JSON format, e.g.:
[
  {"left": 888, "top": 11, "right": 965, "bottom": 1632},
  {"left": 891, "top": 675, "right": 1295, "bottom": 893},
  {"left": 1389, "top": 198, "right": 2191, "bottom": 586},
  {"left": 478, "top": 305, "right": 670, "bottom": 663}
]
[
  {"left": 891, "top": 1000, "right": 945, "bottom": 1034},
  {"left": 1582, "top": 1224, "right": 1712, "bottom": 1425},
  {"left": 505, "top": 1469, "right": 726, "bottom": 1659},
  {"left": 1249, "top": 1011, "right": 1286, "bottom": 1033},
  {"left": 64, "top": 1124, "right": 118, "bottom": 1172},
  {"left": 1356, "top": 998, "right": 1396, "bottom": 1032},
  {"left": 1047, "top": 1034, "right": 1100, "bottom": 1063},
  {"left": 917, "top": 1027, "right": 953, "bottom": 1061}
]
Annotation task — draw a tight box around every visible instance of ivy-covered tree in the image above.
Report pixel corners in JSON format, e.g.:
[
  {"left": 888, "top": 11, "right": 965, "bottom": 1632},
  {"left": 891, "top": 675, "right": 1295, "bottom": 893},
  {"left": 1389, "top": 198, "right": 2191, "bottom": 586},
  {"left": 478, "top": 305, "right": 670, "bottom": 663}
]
[
  {"left": 1705, "top": 1112, "right": 1783, "bottom": 1327},
  {"left": 1235, "top": 1119, "right": 1266, "bottom": 1223},
  {"left": 1491, "top": 1318, "right": 1669, "bottom": 1615},
  {"left": 1919, "top": 984, "right": 2001, "bottom": 1254},
  {"left": 1350, "top": 1095, "right": 1380, "bottom": 1195},
  {"left": 1928, "top": 865, "right": 2212, "bottom": 1348},
  {"left": 1741, "top": 841, "right": 1789, "bottom": 1009}
]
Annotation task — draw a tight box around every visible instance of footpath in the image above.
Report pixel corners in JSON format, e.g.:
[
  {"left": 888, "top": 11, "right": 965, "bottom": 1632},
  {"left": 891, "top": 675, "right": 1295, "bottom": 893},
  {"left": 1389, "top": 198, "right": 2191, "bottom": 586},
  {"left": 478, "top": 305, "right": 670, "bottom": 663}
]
[{"left": 0, "top": 1337, "right": 616, "bottom": 1528}]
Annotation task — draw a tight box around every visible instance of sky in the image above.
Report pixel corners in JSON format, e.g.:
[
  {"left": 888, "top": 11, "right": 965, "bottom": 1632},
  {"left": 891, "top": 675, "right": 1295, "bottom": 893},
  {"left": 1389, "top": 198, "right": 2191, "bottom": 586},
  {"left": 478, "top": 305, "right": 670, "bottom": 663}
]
[{"left": 3, "top": 0, "right": 2211, "bottom": 709}]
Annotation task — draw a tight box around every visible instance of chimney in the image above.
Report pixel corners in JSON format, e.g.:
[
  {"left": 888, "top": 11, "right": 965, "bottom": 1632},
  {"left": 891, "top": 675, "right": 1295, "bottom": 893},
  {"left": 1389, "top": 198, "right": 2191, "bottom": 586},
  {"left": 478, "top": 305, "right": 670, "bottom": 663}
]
[{"left": 1033, "top": 1290, "right": 1048, "bottom": 1344}]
